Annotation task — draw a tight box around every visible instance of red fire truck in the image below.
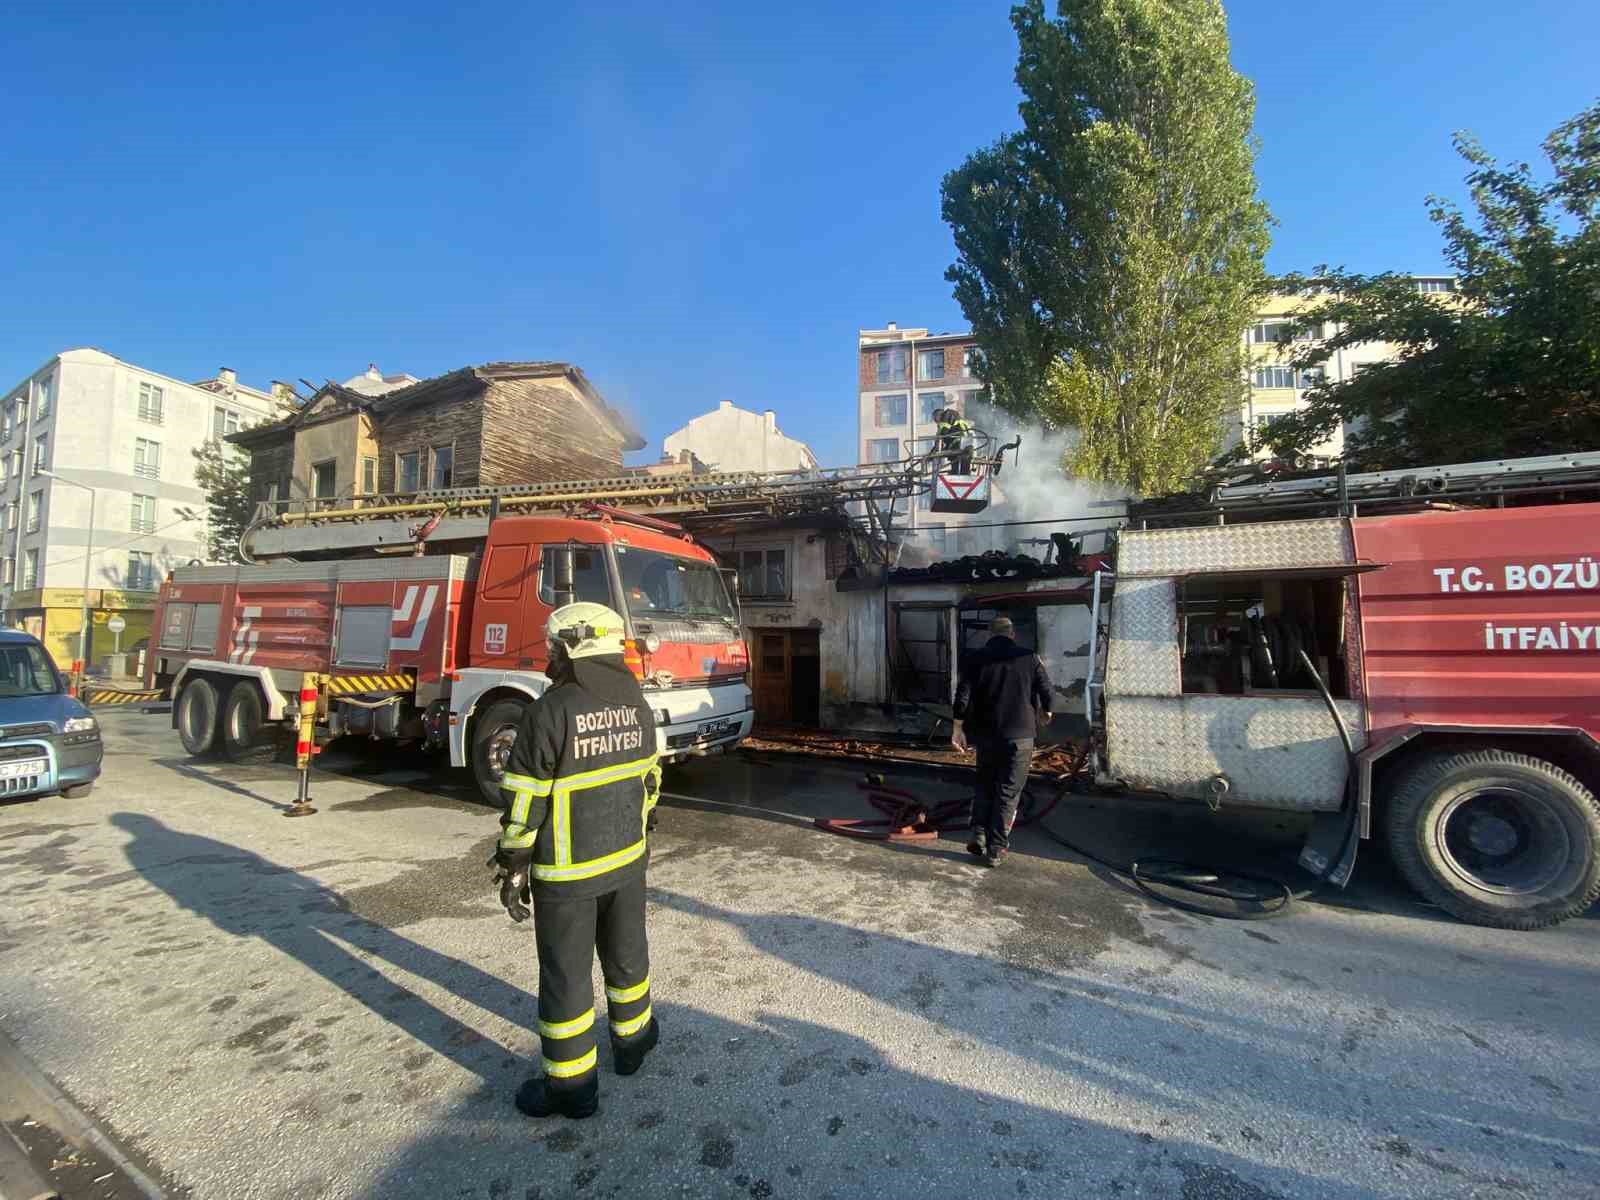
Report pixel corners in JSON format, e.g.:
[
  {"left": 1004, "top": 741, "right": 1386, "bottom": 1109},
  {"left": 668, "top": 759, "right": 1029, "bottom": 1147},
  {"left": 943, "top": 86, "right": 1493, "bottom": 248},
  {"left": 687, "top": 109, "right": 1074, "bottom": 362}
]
[{"left": 1087, "top": 452, "right": 1600, "bottom": 929}]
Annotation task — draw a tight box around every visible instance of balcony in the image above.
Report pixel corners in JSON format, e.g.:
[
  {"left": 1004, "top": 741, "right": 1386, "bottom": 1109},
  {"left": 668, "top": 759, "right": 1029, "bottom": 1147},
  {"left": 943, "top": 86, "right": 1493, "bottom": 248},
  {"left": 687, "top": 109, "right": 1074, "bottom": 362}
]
[{"left": 133, "top": 462, "right": 160, "bottom": 480}]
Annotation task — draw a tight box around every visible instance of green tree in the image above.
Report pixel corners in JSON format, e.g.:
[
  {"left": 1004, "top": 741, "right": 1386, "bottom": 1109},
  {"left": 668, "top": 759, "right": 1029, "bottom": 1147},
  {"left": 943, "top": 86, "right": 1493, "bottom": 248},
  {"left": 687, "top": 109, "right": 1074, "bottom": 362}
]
[
  {"left": 942, "top": 0, "right": 1270, "bottom": 495},
  {"left": 1250, "top": 101, "right": 1600, "bottom": 469},
  {"left": 179, "top": 438, "right": 254, "bottom": 563}
]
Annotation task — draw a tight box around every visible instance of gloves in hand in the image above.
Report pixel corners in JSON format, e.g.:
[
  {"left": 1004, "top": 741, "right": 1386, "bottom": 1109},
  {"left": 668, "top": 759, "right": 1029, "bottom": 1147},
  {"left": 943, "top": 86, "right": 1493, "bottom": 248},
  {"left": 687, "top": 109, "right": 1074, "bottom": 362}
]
[{"left": 491, "top": 846, "right": 534, "bottom": 923}]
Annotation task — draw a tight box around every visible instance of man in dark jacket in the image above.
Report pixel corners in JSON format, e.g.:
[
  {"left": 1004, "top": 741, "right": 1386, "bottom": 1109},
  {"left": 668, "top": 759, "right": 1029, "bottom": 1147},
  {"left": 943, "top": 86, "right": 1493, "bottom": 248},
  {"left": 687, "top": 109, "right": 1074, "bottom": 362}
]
[
  {"left": 952, "top": 615, "right": 1053, "bottom": 867},
  {"left": 492, "top": 602, "right": 662, "bottom": 1121}
]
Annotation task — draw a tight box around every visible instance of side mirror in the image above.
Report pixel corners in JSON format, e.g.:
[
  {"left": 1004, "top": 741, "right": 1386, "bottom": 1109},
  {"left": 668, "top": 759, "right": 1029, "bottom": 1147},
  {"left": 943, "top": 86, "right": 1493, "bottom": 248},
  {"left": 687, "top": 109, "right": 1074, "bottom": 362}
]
[{"left": 551, "top": 545, "right": 576, "bottom": 607}]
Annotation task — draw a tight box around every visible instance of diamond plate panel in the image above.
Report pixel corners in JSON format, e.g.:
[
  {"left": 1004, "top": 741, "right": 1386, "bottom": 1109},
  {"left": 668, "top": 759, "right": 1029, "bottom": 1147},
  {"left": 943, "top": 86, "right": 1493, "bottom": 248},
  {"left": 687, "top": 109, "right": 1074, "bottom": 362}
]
[
  {"left": 1105, "top": 695, "right": 1366, "bottom": 812},
  {"left": 1105, "top": 576, "right": 1180, "bottom": 697},
  {"left": 1120, "top": 519, "right": 1353, "bottom": 575}
]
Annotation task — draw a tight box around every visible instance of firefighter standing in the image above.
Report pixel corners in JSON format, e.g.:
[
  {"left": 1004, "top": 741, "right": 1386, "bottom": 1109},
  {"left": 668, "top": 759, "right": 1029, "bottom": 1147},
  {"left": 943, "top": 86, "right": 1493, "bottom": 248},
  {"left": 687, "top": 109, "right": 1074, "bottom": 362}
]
[
  {"left": 492, "top": 602, "right": 663, "bottom": 1120},
  {"left": 934, "top": 406, "right": 976, "bottom": 473},
  {"left": 952, "top": 615, "right": 1053, "bottom": 867}
]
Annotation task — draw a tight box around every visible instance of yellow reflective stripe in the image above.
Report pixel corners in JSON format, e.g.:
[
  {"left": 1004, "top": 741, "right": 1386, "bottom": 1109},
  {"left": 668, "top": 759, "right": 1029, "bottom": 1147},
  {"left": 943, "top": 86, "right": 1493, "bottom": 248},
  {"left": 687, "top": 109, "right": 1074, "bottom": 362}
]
[
  {"left": 606, "top": 976, "right": 650, "bottom": 1005},
  {"left": 554, "top": 793, "right": 570, "bottom": 866},
  {"left": 499, "top": 831, "right": 536, "bottom": 850},
  {"left": 538, "top": 1009, "right": 595, "bottom": 1040},
  {"left": 542, "top": 1047, "right": 598, "bottom": 1079},
  {"left": 609, "top": 1005, "right": 652, "bottom": 1038},
  {"left": 506, "top": 789, "right": 534, "bottom": 831},
  {"left": 533, "top": 838, "right": 646, "bottom": 883},
  {"left": 503, "top": 772, "right": 553, "bottom": 797},
  {"left": 556, "top": 754, "right": 657, "bottom": 793}
]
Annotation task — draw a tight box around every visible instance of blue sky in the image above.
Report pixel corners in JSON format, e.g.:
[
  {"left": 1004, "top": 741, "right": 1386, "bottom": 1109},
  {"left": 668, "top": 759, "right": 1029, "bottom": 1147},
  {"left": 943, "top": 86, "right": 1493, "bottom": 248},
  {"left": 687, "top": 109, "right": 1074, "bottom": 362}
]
[{"left": 3, "top": 1, "right": 1595, "bottom": 469}]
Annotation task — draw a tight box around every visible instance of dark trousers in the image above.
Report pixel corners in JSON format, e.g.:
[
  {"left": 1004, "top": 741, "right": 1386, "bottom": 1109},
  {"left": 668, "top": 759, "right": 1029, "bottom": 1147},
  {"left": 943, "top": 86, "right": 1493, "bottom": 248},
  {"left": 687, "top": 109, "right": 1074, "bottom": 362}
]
[
  {"left": 532, "top": 873, "right": 652, "bottom": 1095},
  {"left": 971, "top": 737, "right": 1033, "bottom": 850}
]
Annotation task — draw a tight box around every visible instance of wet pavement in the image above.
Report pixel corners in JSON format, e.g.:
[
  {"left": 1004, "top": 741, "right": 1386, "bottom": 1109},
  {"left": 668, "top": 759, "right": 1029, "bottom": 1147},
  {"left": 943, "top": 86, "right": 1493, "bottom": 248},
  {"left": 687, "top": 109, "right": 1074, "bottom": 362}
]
[{"left": 0, "top": 709, "right": 1596, "bottom": 1199}]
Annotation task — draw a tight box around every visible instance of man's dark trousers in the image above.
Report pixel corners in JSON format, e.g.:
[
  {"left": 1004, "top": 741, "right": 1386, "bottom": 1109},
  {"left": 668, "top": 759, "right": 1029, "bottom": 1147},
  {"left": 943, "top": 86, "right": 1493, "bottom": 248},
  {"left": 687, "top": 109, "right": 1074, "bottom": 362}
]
[{"left": 972, "top": 737, "right": 1033, "bottom": 851}]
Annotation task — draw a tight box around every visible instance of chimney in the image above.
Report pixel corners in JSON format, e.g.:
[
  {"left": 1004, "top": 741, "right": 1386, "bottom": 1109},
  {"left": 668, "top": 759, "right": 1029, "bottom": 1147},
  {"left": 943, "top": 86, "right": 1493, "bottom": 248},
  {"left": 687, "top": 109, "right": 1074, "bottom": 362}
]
[
  {"left": 887, "top": 322, "right": 897, "bottom": 332},
  {"left": 270, "top": 381, "right": 294, "bottom": 407},
  {"left": 764, "top": 409, "right": 776, "bottom": 433},
  {"left": 719, "top": 399, "right": 733, "bottom": 410},
  {"left": 218, "top": 367, "right": 236, "bottom": 389},
  {"left": 367, "top": 363, "right": 382, "bottom": 380}
]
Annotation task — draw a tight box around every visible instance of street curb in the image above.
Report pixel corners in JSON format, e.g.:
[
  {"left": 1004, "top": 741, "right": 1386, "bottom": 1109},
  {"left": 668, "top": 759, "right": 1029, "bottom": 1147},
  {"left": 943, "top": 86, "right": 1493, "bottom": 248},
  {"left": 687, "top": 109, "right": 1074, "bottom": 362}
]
[{"left": 0, "top": 1031, "right": 166, "bottom": 1200}]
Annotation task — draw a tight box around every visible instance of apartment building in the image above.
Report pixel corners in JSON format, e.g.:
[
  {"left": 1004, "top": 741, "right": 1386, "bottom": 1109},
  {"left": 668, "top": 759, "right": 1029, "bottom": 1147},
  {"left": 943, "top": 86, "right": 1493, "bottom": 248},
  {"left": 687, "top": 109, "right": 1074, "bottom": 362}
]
[
  {"left": 0, "top": 348, "right": 280, "bottom": 667},
  {"left": 1239, "top": 276, "right": 1457, "bottom": 459},
  {"left": 857, "top": 324, "right": 996, "bottom": 558}
]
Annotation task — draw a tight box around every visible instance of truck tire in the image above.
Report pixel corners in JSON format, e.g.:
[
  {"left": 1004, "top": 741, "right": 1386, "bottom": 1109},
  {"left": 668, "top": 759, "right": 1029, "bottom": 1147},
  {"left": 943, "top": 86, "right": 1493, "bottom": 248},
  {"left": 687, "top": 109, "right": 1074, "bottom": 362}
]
[
  {"left": 471, "top": 698, "right": 527, "bottom": 806},
  {"left": 176, "top": 677, "right": 222, "bottom": 758},
  {"left": 1384, "top": 748, "right": 1600, "bottom": 930},
  {"left": 221, "top": 683, "right": 276, "bottom": 764}
]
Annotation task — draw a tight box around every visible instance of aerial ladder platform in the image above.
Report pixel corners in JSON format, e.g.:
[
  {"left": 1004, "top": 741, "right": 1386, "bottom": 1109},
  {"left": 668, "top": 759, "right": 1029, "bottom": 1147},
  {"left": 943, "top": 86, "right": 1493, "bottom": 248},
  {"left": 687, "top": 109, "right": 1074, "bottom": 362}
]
[{"left": 240, "top": 429, "right": 1020, "bottom": 562}]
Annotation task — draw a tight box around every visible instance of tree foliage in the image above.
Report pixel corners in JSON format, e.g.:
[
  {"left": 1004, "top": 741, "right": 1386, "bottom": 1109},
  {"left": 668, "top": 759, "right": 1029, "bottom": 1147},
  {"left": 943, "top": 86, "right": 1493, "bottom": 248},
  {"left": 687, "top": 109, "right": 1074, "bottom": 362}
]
[
  {"left": 180, "top": 438, "right": 254, "bottom": 563},
  {"left": 1250, "top": 100, "right": 1600, "bottom": 469},
  {"left": 942, "top": 0, "right": 1270, "bottom": 495}
]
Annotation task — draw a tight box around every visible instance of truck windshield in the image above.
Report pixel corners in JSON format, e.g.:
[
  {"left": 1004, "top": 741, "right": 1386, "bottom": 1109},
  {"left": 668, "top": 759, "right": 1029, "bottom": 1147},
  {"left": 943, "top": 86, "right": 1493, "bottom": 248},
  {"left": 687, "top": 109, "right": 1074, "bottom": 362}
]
[
  {"left": 614, "top": 546, "right": 736, "bottom": 622},
  {"left": 0, "top": 643, "right": 62, "bottom": 697}
]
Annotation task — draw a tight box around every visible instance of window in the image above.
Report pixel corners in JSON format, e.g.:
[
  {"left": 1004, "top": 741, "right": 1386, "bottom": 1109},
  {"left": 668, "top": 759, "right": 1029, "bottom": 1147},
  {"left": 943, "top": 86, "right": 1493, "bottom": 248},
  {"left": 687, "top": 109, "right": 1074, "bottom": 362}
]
[
  {"left": 1416, "top": 278, "right": 1455, "bottom": 294},
  {"left": 22, "top": 549, "right": 38, "bottom": 589},
  {"left": 918, "top": 392, "right": 946, "bottom": 425},
  {"left": 5, "top": 503, "right": 15, "bottom": 530},
  {"left": 34, "top": 376, "right": 52, "bottom": 420},
  {"left": 312, "top": 460, "right": 337, "bottom": 500},
  {"left": 10, "top": 451, "right": 21, "bottom": 479},
  {"left": 962, "top": 348, "right": 979, "bottom": 379},
  {"left": 0, "top": 640, "right": 61, "bottom": 695},
  {"left": 1298, "top": 366, "right": 1326, "bottom": 389},
  {"left": 918, "top": 349, "right": 945, "bottom": 380},
  {"left": 31, "top": 433, "right": 47, "bottom": 475},
  {"left": 1, "top": 401, "right": 12, "bottom": 440},
  {"left": 875, "top": 347, "right": 908, "bottom": 385},
  {"left": 360, "top": 456, "right": 378, "bottom": 496},
  {"left": 1, "top": 559, "right": 11, "bottom": 586},
  {"left": 130, "top": 494, "right": 156, "bottom": 534},
  {"left": 14, "top": 398, "right": 26, "bottom": 428},
  {"left": 615, "top": 546, "right": 736, "bottom": 620},
  {"left": 961, "top": 389, "right": 984, "bottom": 415},
  {"left": 1292, "top": 321, "right": 1323, "bottom": 342},
  {"left": 25, "top": 490, "right": 42, "bottom": 534},
  {"left": 1250, "top": 322, "right": 1292, "bottom": 344},
  {"left": 875, "top": 393, "right": 907, "bottom": 426},
  {"left": 737, "top": 548, "right": 789, "bottom": 601},
  {"left": 127, "top": 550, "right": 155, "bottom": 590},
  {"left": 431, "top": 445, "right": 453, "bottom": 489},
  {"left": 396, "top": 450, "right": 421, "bottom": 494},
  {"left": 537, "top": 545, "right": 614, "bottom": 607},
  {"left": 1252, "top": 365, "right": 1296, "bottom": 390},
  {"left": 138, "top": 383, "right": 165, "bottom": 424},
  {"left": 212, "top": 405, "right": 241, "bottom": 439},
  {"left": 0, "top": 456, "right": 8, "bottom": 486},
  {"left": 134, "top": 438, "right": 161, "bottom": 478},
  {"left": 1250, "top": 411, "right": 1289, "bottom": 447},
  {"left": 916, "top": 489, "right": 932, "bottom": 512},
  {"left": 867, "top": 437, "right": 900, "bottom": 463}
]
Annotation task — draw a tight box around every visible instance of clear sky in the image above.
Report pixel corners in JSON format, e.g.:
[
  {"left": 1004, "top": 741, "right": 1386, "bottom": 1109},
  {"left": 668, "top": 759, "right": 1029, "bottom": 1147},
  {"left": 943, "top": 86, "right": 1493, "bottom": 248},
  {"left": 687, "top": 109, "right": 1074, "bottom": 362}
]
[{"left": 4, "top": 1, "right": 1595, "bottom": 469}]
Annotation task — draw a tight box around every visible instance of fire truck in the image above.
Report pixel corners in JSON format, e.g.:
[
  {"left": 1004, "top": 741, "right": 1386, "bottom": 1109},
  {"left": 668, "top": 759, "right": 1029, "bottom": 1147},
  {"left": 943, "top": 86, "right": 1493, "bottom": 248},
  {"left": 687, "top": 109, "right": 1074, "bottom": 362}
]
[
  {"left": 1085, "top": 451, "right": 1600, "bottom": 929},
  {"left": 149, "top": 433, "right": 1016, "bottom": 803}
]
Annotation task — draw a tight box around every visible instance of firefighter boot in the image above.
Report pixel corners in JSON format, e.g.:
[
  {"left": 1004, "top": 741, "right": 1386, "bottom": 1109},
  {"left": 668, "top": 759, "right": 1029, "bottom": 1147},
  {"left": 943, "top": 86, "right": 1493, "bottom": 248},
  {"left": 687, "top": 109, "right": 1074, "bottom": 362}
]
[
  {"left": 515, "top": 1073, "right": 599, "bottom": 1120},
  {"left": 612, "top": 1016, "right": 660, "bottom": 1077}
]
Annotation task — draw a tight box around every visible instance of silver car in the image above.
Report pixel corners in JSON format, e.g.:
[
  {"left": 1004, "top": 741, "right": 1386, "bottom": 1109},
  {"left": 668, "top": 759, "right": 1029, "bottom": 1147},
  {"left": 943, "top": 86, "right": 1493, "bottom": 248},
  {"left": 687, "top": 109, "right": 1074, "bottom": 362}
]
[{"left": 0, "top": 628, "right": 103, "bottom": 800}]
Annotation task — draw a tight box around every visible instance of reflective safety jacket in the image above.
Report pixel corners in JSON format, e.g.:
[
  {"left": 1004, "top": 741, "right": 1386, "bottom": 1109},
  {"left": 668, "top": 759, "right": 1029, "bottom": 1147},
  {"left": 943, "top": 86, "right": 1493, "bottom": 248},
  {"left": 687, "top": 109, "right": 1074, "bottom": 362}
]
[
  {"left": 498, "top": 674, "right": 660, "bottom": 899},
  {"left": 936, "top": 416, "right": 976, "bottom": 443}
]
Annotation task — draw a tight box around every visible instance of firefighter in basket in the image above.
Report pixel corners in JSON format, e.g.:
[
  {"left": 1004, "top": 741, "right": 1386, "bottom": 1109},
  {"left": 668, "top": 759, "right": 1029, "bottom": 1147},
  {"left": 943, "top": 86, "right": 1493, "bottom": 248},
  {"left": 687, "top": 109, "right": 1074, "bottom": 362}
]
[
  {"left": 933, "top": 406, "right": 976, "bottom": 473},
  {"left": 490, "top": 602, "right": 663, "bottom": 1121}
]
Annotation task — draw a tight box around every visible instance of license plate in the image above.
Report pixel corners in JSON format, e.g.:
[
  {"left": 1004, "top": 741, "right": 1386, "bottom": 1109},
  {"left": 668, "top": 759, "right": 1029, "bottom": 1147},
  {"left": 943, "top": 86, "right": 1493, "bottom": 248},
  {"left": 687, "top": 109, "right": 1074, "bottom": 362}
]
[
  {"left": 0, "top": 758, "right": 46, "bottom": 779},
  {"left": 698, "top": 718, "right": 736, "bottom": 738}
]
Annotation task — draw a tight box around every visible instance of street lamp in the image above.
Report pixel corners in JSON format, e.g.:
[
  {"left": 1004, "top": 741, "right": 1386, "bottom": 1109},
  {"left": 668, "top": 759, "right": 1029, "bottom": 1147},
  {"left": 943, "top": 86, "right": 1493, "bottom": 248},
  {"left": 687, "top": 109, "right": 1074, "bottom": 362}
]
[{"left": 39, "top": 470, "right": 96, "bottom": 680}]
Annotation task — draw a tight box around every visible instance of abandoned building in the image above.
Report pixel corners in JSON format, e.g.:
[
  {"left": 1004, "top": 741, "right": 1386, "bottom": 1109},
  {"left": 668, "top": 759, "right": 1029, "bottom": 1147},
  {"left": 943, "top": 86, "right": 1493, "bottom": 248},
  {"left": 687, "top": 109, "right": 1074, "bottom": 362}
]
[{"left": 229, "top": 361, "right": 644, "bottom": 511}]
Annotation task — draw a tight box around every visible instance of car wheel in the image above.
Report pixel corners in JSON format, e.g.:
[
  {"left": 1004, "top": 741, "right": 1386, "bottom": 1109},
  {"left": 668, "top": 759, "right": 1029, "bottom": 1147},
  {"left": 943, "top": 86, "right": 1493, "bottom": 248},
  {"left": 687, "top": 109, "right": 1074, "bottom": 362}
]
[
  {"left": 176, "top": 677, "right": 223, "bottom": 758},
  {"left": 221, "top": 683, "right": 277, "bottom": 764},
  {"left": 471, "top": 699, "right": 527, "bottom": 806},
  {"left": 61, "top": 783, "right": 94, "bottom": 799},
  {"left": 1384, "top": 748, "right": 1600, "bottom": 930}
]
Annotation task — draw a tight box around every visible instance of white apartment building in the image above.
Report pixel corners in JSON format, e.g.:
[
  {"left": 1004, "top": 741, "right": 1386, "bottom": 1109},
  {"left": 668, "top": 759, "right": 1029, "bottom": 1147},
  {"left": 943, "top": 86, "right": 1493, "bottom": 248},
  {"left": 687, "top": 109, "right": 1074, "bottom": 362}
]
[
  {"left": 856, "top": 324, "right": 997, "bottom": 558},
  {"left": 0, "top": 348, "right": 279, "bottom": 667},
  {"left": 664, "top": 400, "right": 818, "bottom": 473}
]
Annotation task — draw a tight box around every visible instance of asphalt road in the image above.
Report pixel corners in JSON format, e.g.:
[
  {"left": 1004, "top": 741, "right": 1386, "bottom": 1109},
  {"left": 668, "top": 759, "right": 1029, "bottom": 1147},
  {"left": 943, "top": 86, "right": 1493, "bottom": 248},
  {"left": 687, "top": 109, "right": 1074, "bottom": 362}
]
[{"left": 0, "top": 709, "right": 1596, "bottom": 1200}]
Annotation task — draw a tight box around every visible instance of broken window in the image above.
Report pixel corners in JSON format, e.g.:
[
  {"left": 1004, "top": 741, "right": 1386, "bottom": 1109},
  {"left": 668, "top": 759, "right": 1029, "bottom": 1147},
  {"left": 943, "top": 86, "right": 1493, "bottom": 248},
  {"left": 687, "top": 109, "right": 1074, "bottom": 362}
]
[
  {"left": 396, "top": 450, "right": 420, "bottom": 494},
  {"left": 737, "top": 548, "right": 788, "bottom": 600},
  {"left": 431, "top": 445, "right": 453, "bottom": 489}
]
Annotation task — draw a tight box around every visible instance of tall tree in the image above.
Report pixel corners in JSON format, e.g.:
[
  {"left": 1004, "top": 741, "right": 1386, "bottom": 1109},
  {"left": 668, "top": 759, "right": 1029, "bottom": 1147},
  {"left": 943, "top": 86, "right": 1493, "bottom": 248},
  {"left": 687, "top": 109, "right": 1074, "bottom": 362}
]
[
  {"left": 181, "top": 438, "right": 255, "bottom": 563},
  {"left": 943, "top": 0, "right": 1270, "bottom": 495},
  {"left": 1244, "top": 101, "right": 1600, "bottom": 470}
]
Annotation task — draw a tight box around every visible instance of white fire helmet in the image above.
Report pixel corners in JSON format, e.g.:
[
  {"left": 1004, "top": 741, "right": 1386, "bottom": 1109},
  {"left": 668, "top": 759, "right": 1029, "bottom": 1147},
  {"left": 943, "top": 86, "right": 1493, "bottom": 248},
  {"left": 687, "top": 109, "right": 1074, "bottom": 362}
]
[{"left": 546, "top": 602, "right": 628, "bottom": 660}]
